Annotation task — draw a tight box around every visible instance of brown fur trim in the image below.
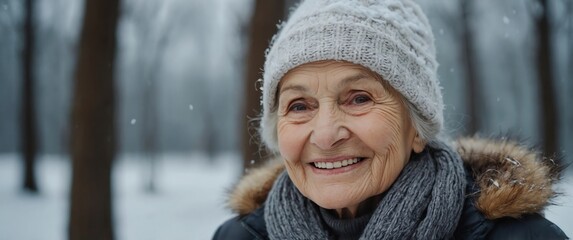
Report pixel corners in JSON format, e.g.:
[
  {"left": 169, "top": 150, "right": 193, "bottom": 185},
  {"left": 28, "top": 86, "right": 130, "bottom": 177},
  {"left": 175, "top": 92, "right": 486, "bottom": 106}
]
[
  {"left": 227, "top": 159, "right": 285, "bottom": 215},
  {"left": 227, "top": 137, "right": 562, "bottom": 219},
  {"left": 455, "top": 137, "right": 561, "bottom": 220}
]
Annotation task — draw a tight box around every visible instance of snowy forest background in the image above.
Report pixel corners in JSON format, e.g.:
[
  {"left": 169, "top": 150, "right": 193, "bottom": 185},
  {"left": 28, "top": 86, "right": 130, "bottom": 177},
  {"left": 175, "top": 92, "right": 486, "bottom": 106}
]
[{"left": 0, "top": 0, "right": 572, "bottom": 239}]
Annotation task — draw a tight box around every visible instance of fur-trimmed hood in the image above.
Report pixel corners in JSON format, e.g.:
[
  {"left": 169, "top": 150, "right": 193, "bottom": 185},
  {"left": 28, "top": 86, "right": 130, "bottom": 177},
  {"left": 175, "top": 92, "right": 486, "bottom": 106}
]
[{"left": 227, "top": 137, "right": 562, "bottom": 220}]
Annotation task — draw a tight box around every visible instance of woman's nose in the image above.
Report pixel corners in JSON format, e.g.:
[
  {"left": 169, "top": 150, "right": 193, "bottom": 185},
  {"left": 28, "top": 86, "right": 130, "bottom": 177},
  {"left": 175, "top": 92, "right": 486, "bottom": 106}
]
[{"left": 309, "top": 107, "right": 350, "bottom": 150}]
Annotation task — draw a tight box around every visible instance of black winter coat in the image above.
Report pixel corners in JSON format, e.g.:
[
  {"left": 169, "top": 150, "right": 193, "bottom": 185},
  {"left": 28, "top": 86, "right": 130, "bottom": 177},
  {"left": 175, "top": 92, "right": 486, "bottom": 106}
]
[{"left": 213, "top": 138, "right": 568, "bottom": 240}]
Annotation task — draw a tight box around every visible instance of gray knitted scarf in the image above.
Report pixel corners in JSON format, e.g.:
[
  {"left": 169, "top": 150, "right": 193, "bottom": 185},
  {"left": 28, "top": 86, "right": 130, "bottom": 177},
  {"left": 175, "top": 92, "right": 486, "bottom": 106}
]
[{"left": 264, "top": 142, "right": 466, "bottom": 240}]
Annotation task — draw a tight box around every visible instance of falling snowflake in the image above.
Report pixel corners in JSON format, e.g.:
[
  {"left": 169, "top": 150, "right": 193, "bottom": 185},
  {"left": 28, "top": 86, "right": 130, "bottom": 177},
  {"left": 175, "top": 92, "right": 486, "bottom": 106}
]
[
  {"left": 490, "top": 179, "right": 500, "bottom": 188},
  {"left": 189, "top": 105, "right": 194, "bottom": 111},
  {"left": 130, "top": 119, "right": 136, "bottom": 125},
  {"left": 503, "top": 16, "right": 510, "bottom": 24}
]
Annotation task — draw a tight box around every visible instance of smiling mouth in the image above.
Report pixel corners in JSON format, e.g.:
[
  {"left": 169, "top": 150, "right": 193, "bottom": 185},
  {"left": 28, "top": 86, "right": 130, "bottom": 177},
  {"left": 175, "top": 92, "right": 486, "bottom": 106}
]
[{"left": 312, "top": 158, "right": 365, "bottom": 169}]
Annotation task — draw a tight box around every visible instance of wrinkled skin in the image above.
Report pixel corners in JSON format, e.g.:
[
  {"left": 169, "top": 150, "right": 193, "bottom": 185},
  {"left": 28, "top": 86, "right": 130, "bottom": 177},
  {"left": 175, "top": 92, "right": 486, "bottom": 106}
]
[{"left": 276, "top": 61, "right": 425, "bottom": 217}]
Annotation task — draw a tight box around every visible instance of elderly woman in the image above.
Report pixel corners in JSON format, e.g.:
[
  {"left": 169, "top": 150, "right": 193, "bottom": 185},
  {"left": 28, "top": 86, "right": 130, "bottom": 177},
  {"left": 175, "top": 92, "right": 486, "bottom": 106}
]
[{"left": 214, "top": 0, "right": 567, "bottom": 239}]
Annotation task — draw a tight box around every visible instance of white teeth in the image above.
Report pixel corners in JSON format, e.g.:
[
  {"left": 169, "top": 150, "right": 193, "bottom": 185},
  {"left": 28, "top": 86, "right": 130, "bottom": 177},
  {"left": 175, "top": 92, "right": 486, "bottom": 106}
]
[
  {"left": 313, "top": 158, "right": 361, "bottom": 169},
  {"left": 326, "top": 162, "right": 333, "bottom": 169}
]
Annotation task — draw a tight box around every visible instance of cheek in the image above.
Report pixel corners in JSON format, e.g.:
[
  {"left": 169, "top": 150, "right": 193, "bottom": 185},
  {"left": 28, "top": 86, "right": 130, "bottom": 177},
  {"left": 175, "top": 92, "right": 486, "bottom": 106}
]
[
  {"left": 350, "top": 108, "right": 411, "bottom": 180},
  {"left": 368, "top": 107, "right": 409, "bottom": 151},
  {"left": 277, "top": 120, "right": 309, "bottom": 162},
  {"left": 349, "top": 110, "right": 404, "bottom": 152}
]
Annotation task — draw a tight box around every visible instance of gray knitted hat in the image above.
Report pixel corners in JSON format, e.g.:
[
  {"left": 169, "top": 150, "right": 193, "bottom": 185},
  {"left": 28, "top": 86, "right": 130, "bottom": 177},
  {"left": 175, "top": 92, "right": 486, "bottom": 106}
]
[{"left": 260, "top": 0, "right": 443, "bottom": 152}]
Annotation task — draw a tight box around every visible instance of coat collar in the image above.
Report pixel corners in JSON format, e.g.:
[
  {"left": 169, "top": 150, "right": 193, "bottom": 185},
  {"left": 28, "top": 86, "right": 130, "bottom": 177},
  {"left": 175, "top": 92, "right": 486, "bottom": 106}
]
[{"left": 227, "top": 137, "right": 562, "bottom": 220}]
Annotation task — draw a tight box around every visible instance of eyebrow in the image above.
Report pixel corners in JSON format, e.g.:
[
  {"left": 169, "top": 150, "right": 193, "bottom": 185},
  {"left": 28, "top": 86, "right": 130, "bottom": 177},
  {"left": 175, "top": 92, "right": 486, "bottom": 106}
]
[
  {"left": 279, "top": 72, "right": 371, "bottom": 94},
  {"left": 337, "top": 72, "right": 370, "bottom": 88},
  {"left": 279, "top": 84, "right": 307, "bottom": 94}
]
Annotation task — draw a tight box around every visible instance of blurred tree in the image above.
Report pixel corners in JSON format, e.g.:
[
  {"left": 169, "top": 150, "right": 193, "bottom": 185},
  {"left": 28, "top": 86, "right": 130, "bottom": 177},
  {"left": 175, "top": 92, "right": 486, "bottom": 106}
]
[
  {"left": 68, "top": 0, "right": 119, "bottom": 239},
  {"left": 141, "top": 58, "right": 159, "bottom": 192},
  {"left": 123, "top": 0, "right": 191, "bottom": 191},
  {"left": 564, "top": 0, "right": 573, "bottom": 141},
  {"left": 21, "top": 0, "right": 38, "bottom": 193},
  {"left": 460, "top": 0, "right": 481, "bottom": 135},
  {"left": 204, "top": 110, "right": 217, "bottom": 161},
  {"left": 534, "top": 0, "right": 558, "bottom": 156},
  {"left": 128, "top": 0, "right": 165, "bottom": 193},
  {"left": 242, "top": 0, "right": 286, "bottom": 172}
]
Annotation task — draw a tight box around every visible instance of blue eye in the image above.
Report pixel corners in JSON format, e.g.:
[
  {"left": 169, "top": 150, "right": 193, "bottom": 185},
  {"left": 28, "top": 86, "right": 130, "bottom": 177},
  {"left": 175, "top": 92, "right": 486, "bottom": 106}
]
[
  {"left": 351, "top": 94, "right": 371, "bottom": 105},
  {"left": 289, "top": 103, "right": 308, "bottom": 112}
]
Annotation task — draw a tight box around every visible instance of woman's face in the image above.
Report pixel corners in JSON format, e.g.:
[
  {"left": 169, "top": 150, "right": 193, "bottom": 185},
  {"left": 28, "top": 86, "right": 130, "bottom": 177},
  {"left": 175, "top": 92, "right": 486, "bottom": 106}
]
[{"left": 277, "top": 61, "right": 425, "bottom": 215}]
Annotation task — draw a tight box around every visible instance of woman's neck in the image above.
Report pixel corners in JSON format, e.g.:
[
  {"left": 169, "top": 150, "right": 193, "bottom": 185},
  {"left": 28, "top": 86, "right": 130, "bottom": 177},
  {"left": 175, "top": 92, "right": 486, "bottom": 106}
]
[{"left": 334, "top": 194, "right": 383, "bottom": 219}]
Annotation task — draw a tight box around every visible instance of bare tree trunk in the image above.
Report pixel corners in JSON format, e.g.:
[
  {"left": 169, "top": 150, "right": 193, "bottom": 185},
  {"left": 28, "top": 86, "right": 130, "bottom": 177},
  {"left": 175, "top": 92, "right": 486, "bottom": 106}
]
[
  {"left": 21, "top": 0, "right": 38, "bottom": 193},
  {"left": 203, "top": 109, "right": 217, "bottom": 162},
  {"left": 127, "top": 2, "right": 185, "bottom": 190},
  {"left": 142, "top": 74, "right": 158, "bottom": 192},
  {"left": 242, "top": 0, "right": 285, "bottom": 173},
  {"left": 566, "top": 0, "right": 573, "bottom": 152},
  {"left": 535, "top": 0, "right": 558, "bottom": 156},
  {"left": 131, "top": 3, "right": 164, "bottom": 193},
  {"left": 68, "top": 0, "right": 119, "bottom": 239},
  {"left": 460, "top": 0, "right": 480, "bottom": 135}
]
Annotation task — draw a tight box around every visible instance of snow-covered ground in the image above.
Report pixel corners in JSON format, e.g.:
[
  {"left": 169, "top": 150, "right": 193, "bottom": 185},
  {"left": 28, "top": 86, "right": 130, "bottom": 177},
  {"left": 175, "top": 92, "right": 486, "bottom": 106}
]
[
  {"left": 0, "top": 154, "right": 240, "bottom": 240},
  {"left": 0, "top": 154, "right": 571, "bottom": 240}
]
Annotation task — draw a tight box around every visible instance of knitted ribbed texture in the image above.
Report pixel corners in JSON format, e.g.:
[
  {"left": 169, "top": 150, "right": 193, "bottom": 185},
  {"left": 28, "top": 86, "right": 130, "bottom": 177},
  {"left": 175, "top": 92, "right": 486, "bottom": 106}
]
[
  {"left": 264, "top": 141, "right": 466, "bottom": 240},
  {"left": 260, "top": 0, "right": 443, "bottom": 152},
  {"left": 319, "top": 207, "right": 373, "bottom": 240}
]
